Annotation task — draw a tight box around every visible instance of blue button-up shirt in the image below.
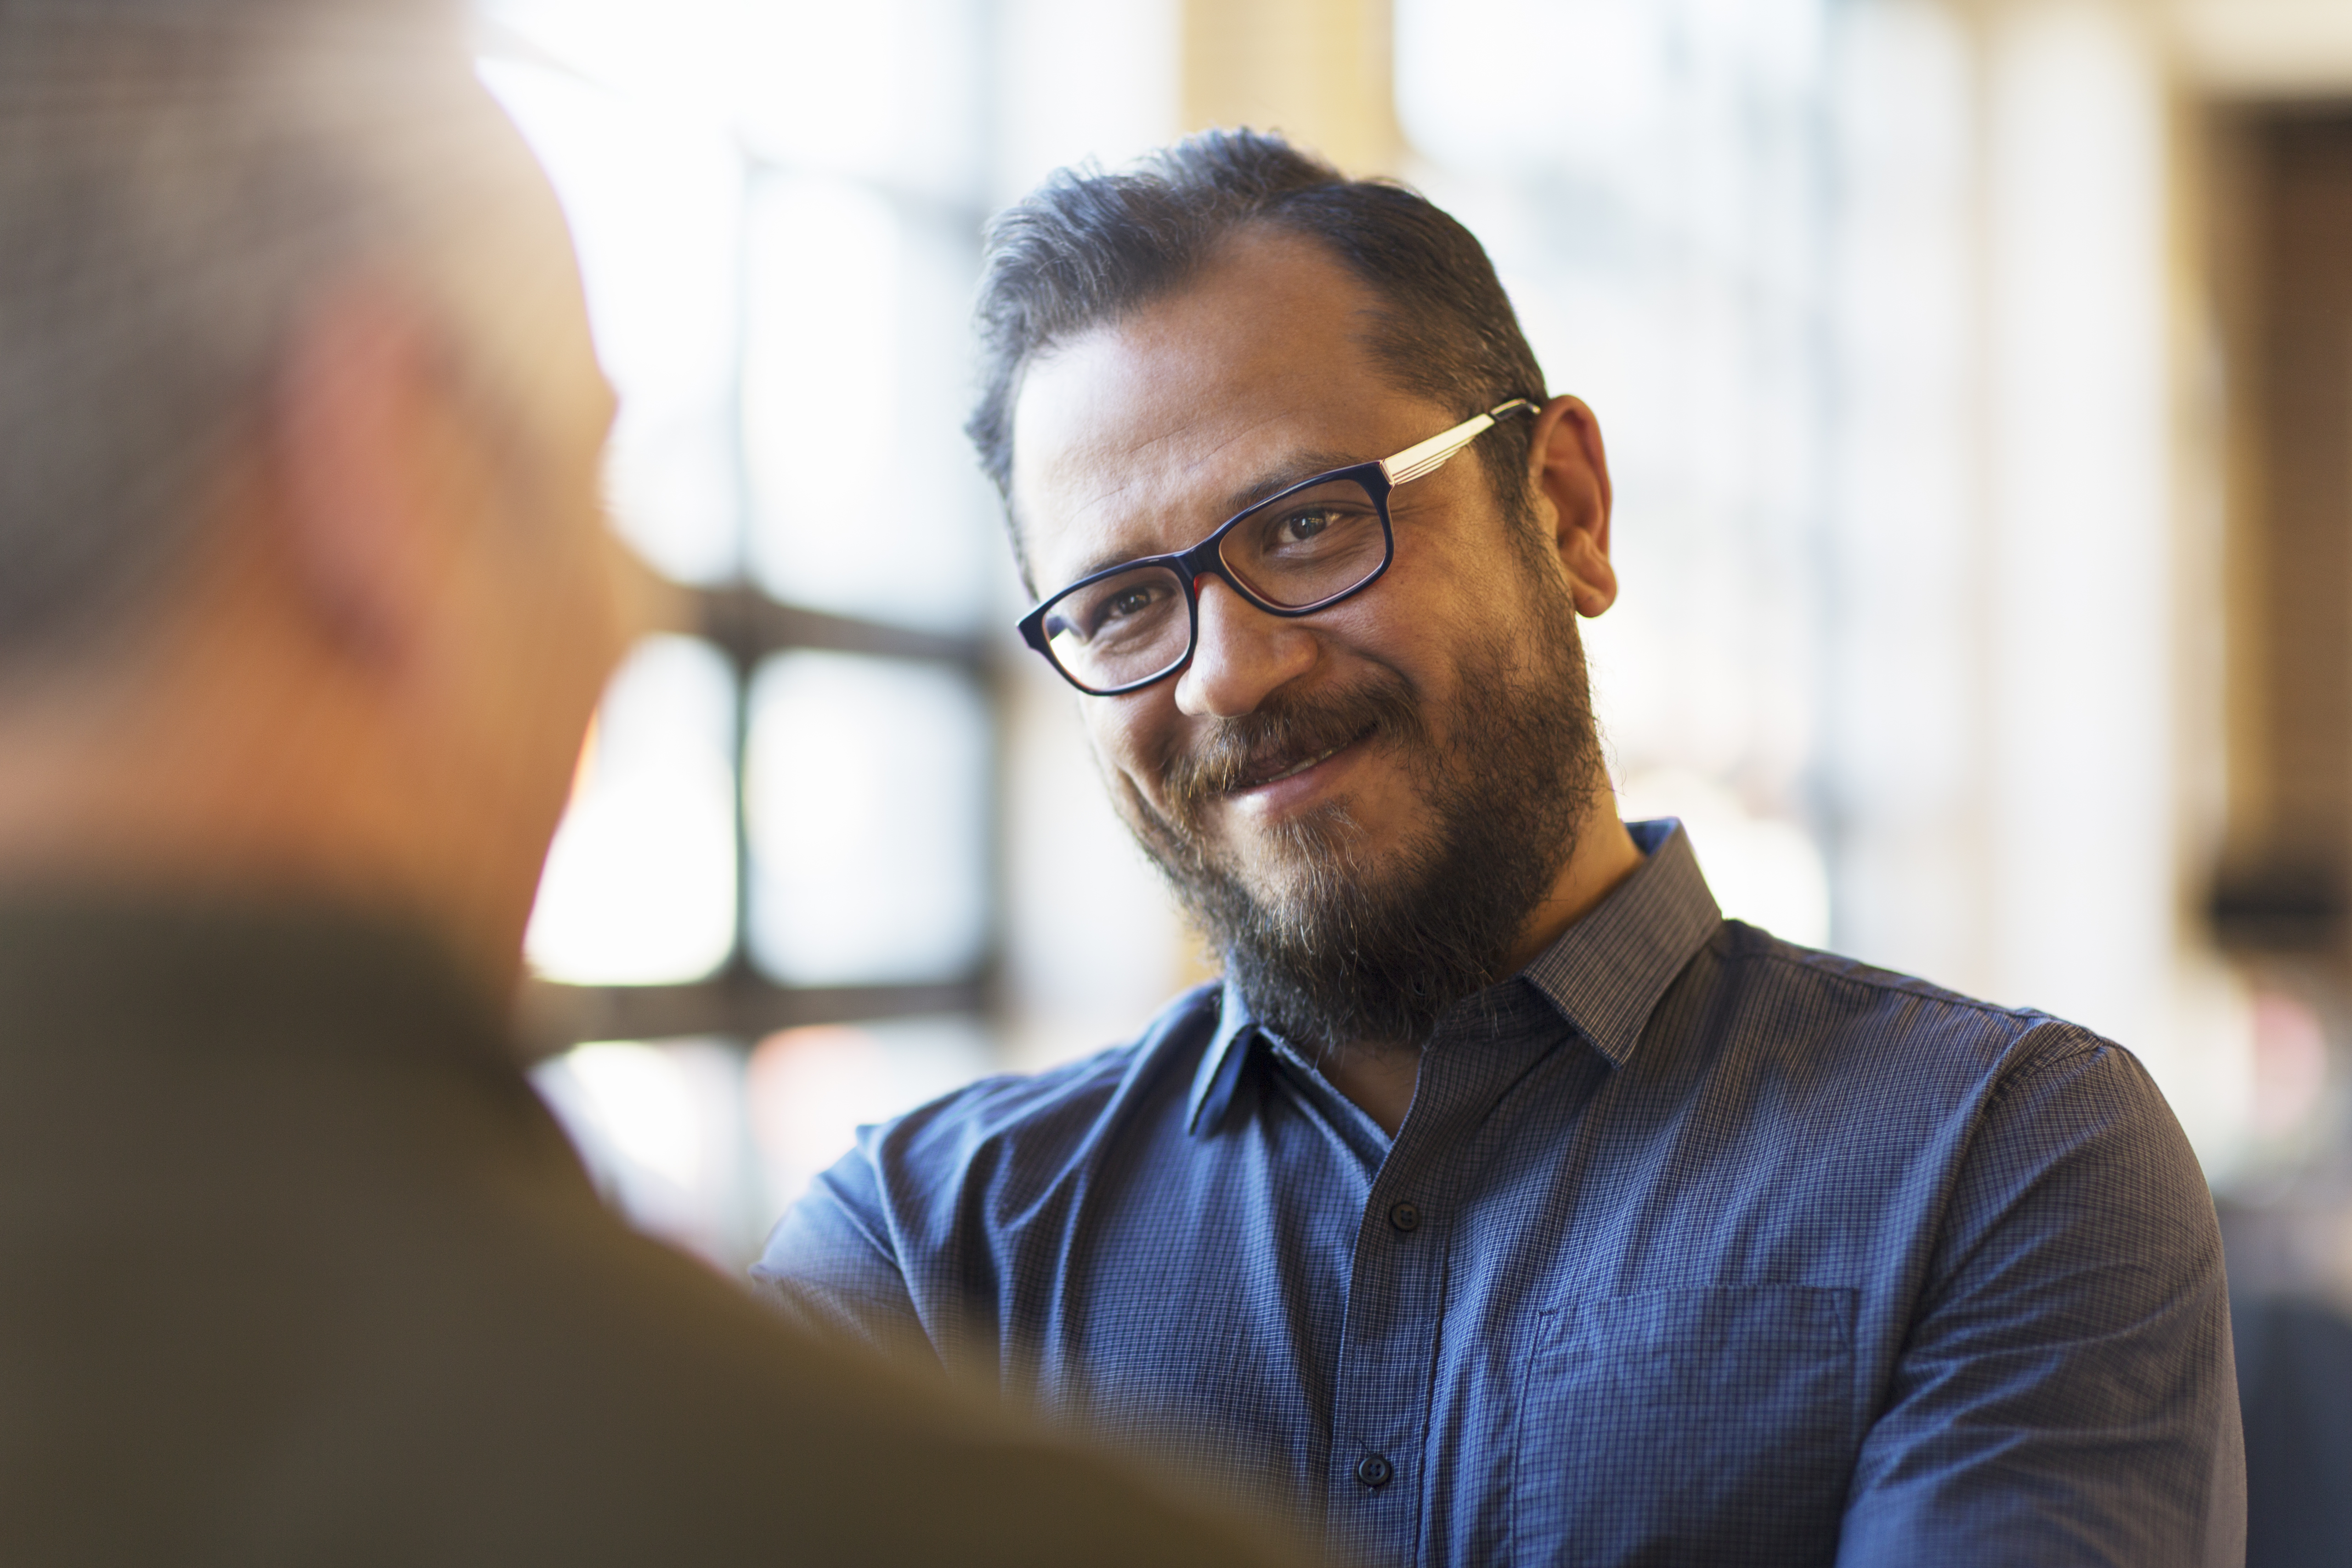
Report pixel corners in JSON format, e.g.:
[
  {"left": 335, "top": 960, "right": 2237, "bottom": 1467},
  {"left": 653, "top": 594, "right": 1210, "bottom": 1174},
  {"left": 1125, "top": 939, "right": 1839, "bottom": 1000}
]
[{"left": 755, "top": 822, "right": 2244, "bottom": 1566}]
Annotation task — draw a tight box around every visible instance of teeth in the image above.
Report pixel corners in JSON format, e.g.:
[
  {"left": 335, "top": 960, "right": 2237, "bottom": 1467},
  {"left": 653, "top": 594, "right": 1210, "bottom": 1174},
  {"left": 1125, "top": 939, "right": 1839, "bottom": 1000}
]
[{"left": 1263, "top": 745, "right": 1340, "bottom": 785}]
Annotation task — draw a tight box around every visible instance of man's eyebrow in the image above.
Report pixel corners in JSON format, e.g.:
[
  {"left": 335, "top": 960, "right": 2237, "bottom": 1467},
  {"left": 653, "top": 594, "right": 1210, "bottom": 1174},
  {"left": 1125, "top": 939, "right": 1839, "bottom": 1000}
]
[{"left": 1215, "top": 450, "right": 1366, "bottom": 519}]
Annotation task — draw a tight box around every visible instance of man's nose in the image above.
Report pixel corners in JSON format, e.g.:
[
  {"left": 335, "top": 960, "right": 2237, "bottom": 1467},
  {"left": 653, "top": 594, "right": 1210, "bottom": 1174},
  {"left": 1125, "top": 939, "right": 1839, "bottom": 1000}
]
[{"left": 1173, "top": 575, "right": 1318, "bottom": 719}]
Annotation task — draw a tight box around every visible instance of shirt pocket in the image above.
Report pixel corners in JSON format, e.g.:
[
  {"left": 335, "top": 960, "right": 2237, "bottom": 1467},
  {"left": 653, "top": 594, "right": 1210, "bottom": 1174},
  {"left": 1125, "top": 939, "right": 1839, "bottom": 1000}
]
[{"left": 1510, "top": 1285, "right": 1857, "bottom": 1567}]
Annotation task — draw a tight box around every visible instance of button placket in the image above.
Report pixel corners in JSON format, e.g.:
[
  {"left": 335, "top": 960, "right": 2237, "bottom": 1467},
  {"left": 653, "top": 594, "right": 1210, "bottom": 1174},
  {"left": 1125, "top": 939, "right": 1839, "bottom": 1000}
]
[
  {"left": 1324, "top": 1067, "right": 1482, "bottom": 1560},
  {"left": 1326, "top": 1169, "right": 1437, "bottom": 1558},
  {"left": 1322, "top": 1002, "right": 1560, "bottom": 1566}
]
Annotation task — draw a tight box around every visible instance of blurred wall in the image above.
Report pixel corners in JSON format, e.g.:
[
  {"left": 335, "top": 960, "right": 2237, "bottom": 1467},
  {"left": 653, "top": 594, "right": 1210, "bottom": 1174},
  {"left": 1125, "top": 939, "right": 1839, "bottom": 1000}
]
[
  {"left": 1182, "top": 0, "right": 1401, "bottom": 175},
  {"left": 1832, "top": 0, "right": 2245, "bottom": 1159}
]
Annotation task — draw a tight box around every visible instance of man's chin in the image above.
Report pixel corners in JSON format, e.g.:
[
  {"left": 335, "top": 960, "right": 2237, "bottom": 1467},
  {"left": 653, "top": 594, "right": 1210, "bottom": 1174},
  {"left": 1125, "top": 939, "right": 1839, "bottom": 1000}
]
[{"left": 1208, "top": 806, "right": 1390, "bottom": 894}]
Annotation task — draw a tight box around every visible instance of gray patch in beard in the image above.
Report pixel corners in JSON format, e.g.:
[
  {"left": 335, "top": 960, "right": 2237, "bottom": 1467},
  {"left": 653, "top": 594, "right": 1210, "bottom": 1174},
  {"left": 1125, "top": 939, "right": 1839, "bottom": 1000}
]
[{"left": 1119, "top": 561, "right": 1603, "bottom": 1058}]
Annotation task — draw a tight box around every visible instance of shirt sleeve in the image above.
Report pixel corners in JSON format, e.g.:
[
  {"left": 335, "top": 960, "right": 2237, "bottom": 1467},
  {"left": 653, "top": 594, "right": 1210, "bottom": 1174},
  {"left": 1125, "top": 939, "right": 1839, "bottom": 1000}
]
[
  {"left": 748, "top": 1139, "right": 939, "bottom": 1370},
  {"left": 1837, "top": 1027, "right": 2246, "bottom": 1566}
]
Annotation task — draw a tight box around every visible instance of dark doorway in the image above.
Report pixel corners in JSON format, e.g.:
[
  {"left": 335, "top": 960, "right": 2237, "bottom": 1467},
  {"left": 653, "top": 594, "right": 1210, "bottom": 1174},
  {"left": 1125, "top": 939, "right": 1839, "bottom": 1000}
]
[{"left": 2210, "top": 101, "right": 2352, "bottom": 1568}]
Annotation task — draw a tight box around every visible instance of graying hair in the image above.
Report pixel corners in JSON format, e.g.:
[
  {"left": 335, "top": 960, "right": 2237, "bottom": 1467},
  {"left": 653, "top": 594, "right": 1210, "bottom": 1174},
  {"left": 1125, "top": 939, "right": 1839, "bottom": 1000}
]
[{"left": 0, "top": 0, "right": 532, "bottom": 661}]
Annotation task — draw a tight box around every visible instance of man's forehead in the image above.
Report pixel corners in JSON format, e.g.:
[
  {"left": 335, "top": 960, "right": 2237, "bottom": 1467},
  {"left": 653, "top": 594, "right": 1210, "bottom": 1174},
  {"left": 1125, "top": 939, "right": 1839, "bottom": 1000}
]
[
  {"left": 1013, "top": 337, "right": 1302, "bottom": 523},
  {"left": 1007, "top": 232, "right": 1400, "bottom": 577}
]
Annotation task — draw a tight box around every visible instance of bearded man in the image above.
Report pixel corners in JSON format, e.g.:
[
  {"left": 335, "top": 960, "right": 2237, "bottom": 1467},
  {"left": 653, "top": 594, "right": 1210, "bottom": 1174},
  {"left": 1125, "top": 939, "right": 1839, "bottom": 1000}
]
[{"left": 753, "top": 131, "right": 2242, "bottom": 1568}]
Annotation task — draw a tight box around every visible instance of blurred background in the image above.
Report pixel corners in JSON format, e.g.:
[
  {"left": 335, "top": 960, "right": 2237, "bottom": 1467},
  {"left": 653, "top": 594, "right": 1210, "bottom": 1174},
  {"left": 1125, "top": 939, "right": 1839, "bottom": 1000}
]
[{"left": 488, "top": 5, "right": 2352, "bottom": 1516}]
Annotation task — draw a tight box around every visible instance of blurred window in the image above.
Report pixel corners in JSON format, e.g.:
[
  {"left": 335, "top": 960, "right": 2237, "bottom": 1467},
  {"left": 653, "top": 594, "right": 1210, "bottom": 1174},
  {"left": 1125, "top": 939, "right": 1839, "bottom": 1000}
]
[
  {"left": 1396, "top": 0, "right": 1836, "bottom": 944},
  {"left": 746, "top": 1017, "right": 995, "bottom": 1213},
  {"left": 746, "top": 651, "right": 993, "bottom": 987},
  {"left": 482, "top": 0, "right": 1004, "bottom": 1267},
  {"left": 527, "top": 636, "right": 740, "bottom": 985},
  {"left": 742, "top": 176, "right": 997, "bottom": 630}
]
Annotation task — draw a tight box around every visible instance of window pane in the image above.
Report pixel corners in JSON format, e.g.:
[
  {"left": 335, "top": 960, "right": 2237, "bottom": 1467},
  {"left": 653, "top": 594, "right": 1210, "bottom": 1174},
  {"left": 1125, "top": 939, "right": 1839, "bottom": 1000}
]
[
  {"left": 528, "top": 636, "right": 739, "bottom": 985},
  {"left": 481, "top": 57, "right": 745, "bottom": 584},
  {"left": 489, "top": 0, "right": 985, "bottom": 203},
  {"left": 730, "top": 0, "right": 986, "bottom": 204},
  {"left": 741, "top": 179, "right": 993, "bottom": 632},
  {"left": 1397, "top": 0, "right": 1836, "bottom": 945},
  {"left": 745, "top": 1016, "right": 994, "bottom": 1212},
  {"left": 531, "top": 1037, "right": 760, "bottom": 1268},
  {"left": 745, "top": 651, "right": 989, "bottom": 985}
]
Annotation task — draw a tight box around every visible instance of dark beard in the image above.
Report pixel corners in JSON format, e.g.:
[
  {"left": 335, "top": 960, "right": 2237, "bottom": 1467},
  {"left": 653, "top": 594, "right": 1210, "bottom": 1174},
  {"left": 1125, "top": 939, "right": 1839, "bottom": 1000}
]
[{"left": 1118, "top": 560, "right": 1604, "bottom": 1057}]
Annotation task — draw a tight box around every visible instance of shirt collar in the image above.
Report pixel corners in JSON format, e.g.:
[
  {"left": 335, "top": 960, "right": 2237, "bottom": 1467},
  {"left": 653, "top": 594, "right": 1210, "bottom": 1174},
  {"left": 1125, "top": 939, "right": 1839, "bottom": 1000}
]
[
  {"left": 1186, "top": 976, "right": 1262, "bottom": 1136},
  {"left": 1519, "top": 818, "right": 1723, "bottom": 1067},
  {"left": 1186, "top": 817, "right": 1723, "bottom": 1133}
]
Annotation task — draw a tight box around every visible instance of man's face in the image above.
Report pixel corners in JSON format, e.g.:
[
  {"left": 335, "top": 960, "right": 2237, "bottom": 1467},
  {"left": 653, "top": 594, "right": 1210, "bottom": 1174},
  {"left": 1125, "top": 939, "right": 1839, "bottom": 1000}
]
[{"left": 1009, "top": 230, "right": 1603, "bottom": 1049}]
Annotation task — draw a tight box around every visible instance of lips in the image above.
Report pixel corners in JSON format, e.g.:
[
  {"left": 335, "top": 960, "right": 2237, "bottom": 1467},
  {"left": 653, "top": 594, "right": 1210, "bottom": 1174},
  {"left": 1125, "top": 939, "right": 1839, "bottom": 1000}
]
[
  {"left": 1157, "top": 675, "right": 1424, "bottom": 829},
  {"left": 1233, "top": 728, "right": 1370, "bottom": 792}
]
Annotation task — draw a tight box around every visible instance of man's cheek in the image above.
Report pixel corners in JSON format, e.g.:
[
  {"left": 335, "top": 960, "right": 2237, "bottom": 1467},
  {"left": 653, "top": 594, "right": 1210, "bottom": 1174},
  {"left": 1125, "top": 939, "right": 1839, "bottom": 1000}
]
[{"left": 1091, "top": 713, "right": 1166, "bottom": 798}]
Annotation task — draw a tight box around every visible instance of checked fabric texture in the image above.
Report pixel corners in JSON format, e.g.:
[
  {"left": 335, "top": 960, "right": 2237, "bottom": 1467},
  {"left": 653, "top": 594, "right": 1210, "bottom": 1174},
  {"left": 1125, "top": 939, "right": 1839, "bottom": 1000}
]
[{"left": 757, "top": 821, "right": 2244, "bottom": 1568}]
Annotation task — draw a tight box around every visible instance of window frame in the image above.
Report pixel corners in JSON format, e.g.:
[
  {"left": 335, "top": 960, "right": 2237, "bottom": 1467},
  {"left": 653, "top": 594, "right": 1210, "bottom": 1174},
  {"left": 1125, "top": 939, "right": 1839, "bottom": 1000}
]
[{"left": 485, "top": 24, "right": 1005, "bottom": 1059}]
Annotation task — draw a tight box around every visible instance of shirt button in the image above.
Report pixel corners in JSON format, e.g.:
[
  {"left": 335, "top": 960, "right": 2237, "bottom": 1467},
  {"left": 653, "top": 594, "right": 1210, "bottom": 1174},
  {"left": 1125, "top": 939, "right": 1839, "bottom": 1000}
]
[
  {"left": 1355, "top": 1454, "right": 1395, "bottom": 1489},
  {"left": 1388, "top": 1201, "right": 1421, "bottom": 1233}
]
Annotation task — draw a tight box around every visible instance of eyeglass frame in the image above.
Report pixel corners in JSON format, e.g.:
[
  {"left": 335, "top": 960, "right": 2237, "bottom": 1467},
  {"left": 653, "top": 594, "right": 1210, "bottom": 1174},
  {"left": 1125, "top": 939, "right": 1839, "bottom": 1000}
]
[{"left": 1016, "top": 397, "right": 1540, "bottom": 696}]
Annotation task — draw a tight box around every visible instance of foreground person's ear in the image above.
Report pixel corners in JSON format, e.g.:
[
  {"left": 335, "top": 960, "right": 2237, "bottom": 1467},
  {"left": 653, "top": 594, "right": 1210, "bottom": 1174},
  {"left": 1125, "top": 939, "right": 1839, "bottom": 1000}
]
[
  {"left": 264, "top": 280, "right": 475, "bottom": 672},
  {"left": 1527, "top": 393, "right": 1616, "bottom": 616}
]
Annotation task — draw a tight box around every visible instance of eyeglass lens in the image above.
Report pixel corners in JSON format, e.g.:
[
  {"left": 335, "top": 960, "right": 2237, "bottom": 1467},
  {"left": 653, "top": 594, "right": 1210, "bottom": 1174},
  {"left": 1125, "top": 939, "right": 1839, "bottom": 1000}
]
[{"left": 1039, "top": 475, "right": 1387, "bottom": 693}]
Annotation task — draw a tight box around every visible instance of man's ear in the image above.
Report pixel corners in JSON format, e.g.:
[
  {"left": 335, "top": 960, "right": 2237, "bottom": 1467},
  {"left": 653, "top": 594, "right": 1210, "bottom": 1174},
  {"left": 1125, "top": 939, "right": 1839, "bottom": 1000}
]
[
  {"left": 264, "top": 281, "right": 469, "bottom": 669},
  {"left": 1527, "top": 393, "right": 1617, "bottom": 617}
]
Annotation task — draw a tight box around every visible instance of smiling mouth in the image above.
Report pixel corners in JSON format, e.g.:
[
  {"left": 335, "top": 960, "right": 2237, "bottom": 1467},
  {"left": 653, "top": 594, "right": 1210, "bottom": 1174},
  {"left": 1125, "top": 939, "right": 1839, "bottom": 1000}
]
[{"left": 1233, "top": 727, "right": 1372, "bottom": 792}]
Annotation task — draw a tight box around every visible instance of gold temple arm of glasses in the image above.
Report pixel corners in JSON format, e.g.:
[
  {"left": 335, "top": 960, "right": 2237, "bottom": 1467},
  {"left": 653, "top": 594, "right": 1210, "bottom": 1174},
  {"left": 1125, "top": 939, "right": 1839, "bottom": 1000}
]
[{"left": 1379, "top": 398, "right": 1538, "bottom": 487}]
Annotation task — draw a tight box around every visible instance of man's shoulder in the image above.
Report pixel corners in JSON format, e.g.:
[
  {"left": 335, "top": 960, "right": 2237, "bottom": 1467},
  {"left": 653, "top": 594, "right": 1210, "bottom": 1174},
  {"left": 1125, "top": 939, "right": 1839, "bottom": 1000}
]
[
  {"left": 1702, "top": 917, "right": 2126, "bottom": 1087},
  {"left": 858, "top": 982, "right": 1227, "bottom": 1170}
]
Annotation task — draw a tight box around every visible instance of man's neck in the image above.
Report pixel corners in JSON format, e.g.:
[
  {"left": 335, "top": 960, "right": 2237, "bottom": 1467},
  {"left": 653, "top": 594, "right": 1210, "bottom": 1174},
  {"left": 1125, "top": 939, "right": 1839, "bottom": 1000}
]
[
  {"left": 1321, "top": 806, "right": 1647, "bottom": 1135},
  {"left": 1318, "top": 1047, "right": 1425, "bottom": 1138},
  {"left": 1503, "top": 807, "right": 1646, "bottom": 973},
  {"left": 0, "top": 635, "right": 523, "bottom": 999}
]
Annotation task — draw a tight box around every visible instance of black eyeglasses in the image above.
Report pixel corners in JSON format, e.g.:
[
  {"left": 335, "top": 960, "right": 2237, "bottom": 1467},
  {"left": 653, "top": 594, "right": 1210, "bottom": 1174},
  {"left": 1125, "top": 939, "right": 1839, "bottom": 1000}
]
[{"left": 1017, "top": 399, "right": 1538, "bottom": 696}]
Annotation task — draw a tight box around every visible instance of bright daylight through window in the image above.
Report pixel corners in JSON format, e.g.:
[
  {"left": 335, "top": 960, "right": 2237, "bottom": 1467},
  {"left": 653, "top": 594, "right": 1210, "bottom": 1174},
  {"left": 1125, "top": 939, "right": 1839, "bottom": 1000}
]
[{"left": 483, "top": 0, "right": 1003, "bottom": 1267}]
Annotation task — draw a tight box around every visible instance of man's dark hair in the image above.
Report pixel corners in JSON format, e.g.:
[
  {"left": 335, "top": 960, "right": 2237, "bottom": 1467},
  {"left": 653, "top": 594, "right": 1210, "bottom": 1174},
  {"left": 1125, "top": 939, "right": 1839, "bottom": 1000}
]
[{"left": 967, "top": 128, "right": 1549, "bottom": 586}]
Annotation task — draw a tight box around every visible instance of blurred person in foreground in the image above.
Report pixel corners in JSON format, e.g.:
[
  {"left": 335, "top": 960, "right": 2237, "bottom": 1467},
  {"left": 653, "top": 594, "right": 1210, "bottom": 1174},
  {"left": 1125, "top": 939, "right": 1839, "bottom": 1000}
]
[
  {"left": 0, "top": 6, "right": 1303, "bottom": 1563},
  {"left": 755, "top": 130, "right": 2246, "bottom": 1567}
]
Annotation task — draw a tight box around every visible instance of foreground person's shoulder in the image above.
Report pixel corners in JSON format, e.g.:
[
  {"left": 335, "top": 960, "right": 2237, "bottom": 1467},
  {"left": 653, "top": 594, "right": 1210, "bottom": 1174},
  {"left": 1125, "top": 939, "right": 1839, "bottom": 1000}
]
[{"left": 419, "top": 1186, "right": 1307, "bottom": 1565}]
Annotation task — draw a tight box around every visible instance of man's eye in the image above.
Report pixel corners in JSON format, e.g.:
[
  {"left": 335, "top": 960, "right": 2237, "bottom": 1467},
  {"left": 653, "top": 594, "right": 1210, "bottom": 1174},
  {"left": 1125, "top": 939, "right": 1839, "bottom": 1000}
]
[
  {"left": 1105, "top": 588, "right": 1155, "bottom": 618},
  {"left": 1085, "top": 582, "right": 1170, "bottom": 637},
  {"left": 1278, "top": 508, "right": 1335, "bottom": 544}
]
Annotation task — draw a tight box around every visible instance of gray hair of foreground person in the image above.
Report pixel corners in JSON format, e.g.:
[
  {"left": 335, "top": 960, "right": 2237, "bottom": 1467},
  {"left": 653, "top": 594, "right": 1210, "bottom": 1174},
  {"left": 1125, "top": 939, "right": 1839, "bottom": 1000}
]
[
  {"left": 0, "top": 0, "right": 554, "bottom": 661},
  {"left": 965, "top": 128, "right": 1549, "bottom": 588}
]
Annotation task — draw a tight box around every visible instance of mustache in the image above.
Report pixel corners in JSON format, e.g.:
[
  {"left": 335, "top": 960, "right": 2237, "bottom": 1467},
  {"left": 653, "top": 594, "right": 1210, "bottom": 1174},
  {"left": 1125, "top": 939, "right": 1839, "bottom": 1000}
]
[{"left": 1157, "top": 672, "right": 1426, "bottom": 828}]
